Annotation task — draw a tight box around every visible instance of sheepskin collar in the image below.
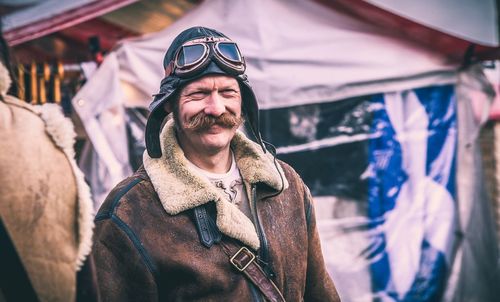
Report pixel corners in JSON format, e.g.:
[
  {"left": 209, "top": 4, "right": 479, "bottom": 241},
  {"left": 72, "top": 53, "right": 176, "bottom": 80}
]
[{"left": 143, "top": 120, "right": 288, "bottom": 250}]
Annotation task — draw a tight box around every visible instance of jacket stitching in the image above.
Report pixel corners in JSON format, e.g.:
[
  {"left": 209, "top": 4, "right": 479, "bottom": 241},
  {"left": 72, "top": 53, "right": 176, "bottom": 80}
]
[
  {"left": 95, "top": 178, "right": 143, "bottom": 221},
  {"left": 305, "top": 201, "right": 312, "bottom": 227},
  {"left": 94, "top": 177, "right": 159, "bottom": 281},
  {"left": 110, "top": 215, "right": 159, "bottom": 278},
  {"left": 304, "top": 187, "right": 312, "bottom": 228},
  {"left": 111, "top": 178, "right": 143, "bottom": 214},
  {"left": 94, "top": 212, "right": 109, "bottom": 221}
]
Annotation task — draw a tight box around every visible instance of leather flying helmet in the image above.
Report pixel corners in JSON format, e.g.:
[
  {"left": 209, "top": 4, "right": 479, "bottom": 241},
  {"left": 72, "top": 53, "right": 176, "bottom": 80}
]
[{"left": 145, "top": 26, "right": 264, "bottom": 158}]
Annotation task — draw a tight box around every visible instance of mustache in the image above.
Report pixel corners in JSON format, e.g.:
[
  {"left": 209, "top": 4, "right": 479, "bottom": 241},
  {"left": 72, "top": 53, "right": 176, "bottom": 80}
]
[{"left": 184, "top": 112, "right": 244, "bottom": 131}]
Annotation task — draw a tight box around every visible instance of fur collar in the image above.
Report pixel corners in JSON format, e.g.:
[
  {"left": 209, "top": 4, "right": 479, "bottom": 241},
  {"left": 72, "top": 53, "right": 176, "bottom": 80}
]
[
  {"left": 143, "top": 120, "right": 288, "bottom": 250},
  {"left": 37, "top": 104, "right": 95, "bottom": 270}
]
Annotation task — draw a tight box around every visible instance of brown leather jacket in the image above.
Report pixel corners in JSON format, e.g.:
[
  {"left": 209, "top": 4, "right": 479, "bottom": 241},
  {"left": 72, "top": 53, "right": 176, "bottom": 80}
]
[{"left": 91, "top": 121, "right": 340, "bottom": 301}]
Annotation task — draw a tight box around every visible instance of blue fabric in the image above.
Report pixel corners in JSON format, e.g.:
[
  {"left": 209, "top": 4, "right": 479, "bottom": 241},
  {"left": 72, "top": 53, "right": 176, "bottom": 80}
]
[
  {"left": 368, "top": 94, "right": 407, "bottom": 218},
  {"left": 366, "top": 85, "right": 456, "bottom": 301},
  {"left": 414, "top": 86, "right": 457, "bottom": 198}
]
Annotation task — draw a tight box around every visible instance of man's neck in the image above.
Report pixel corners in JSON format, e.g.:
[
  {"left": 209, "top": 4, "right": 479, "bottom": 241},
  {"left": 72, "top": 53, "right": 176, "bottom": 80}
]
[{"left": 184, "top": 147, "right": 232, "bottom": 174}]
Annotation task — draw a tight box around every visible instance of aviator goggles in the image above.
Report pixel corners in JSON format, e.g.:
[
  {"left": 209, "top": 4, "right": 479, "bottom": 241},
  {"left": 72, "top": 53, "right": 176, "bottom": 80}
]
[{"left": 167, "top": 37, "right": 246, "bottom": 78}]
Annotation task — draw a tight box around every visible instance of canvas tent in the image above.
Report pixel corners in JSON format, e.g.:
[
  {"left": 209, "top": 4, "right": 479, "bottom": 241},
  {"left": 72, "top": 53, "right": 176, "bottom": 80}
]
[
  {"left": 72, "top": 0, "right": 499, "bottom": 301},
  {"left": 1, "top": 0, "right": 199, "bottom": 64},
  {"left": 72, "top": 0, "right": 458, "bottom": 203},
  {"left": 2, "top": 0, "right": 138, "bottom": 46}
]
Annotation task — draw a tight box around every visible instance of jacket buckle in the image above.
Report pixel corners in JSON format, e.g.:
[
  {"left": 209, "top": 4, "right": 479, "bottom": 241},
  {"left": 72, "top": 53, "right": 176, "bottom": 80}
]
[{"left": 230, "top": 247, "right": 256, "bottom": 272}]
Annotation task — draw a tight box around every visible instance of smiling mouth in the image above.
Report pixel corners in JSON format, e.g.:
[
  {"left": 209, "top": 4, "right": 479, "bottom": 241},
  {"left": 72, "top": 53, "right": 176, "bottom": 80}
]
[{"left": 197, "top": 124, "right": 229, "bottom": 133}]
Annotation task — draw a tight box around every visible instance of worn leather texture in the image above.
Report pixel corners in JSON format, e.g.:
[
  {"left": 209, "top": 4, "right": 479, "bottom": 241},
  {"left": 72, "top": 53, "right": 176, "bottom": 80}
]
[
  {"left": 219, "top": 239, "right": 285, "bottom": 302},
  {"left": 92, "top": 159, "right": 340, "bottom": 301}
]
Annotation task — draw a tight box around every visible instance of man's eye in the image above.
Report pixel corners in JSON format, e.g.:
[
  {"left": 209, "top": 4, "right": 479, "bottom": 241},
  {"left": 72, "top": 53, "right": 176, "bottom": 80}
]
[
  {"left": 221, "top": 90, "right": 237, "bottom": 96},
  {"left": 189, "top": 92, "right": 207, "bottom": 98}
]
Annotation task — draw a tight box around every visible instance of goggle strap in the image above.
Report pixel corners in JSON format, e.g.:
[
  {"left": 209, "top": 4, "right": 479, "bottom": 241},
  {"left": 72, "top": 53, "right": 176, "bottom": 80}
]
[{"left": 165, "top": 61, "right": 174, "bottom": 77}]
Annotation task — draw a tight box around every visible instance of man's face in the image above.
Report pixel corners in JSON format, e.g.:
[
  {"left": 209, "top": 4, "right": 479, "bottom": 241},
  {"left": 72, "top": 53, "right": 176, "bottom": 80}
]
[{"left": 167, "top": 75, "right": 243, "bottom": 156}]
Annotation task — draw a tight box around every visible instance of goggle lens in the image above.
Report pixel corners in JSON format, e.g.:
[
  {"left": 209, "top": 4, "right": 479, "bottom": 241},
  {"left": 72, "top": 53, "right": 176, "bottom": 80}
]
[
  {"left": 177, "top": 44, "right": 206, "bottom": 67},
  {"left": 217, "top": 43, "right": 241, "bottom": 62}
]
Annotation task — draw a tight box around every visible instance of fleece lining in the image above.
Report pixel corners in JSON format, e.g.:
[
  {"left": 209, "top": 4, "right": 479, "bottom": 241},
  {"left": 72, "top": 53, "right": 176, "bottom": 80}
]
[{"left": 143, "top": 120, "right": 288, "bottom": 250}]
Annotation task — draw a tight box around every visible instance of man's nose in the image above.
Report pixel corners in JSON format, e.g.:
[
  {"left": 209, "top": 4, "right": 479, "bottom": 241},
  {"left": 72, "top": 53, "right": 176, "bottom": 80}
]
[{"left": 204, "top": 92, "right": 225, "bottom": 117}]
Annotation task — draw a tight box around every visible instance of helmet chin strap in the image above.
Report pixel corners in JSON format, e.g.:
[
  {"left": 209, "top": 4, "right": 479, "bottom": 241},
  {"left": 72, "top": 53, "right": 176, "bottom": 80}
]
[
  {"left": 250, "top": 127, "right": 266, "bottom": 154},
  {"left": 242, "top": 113, "right": 266, "bottom": 154}
]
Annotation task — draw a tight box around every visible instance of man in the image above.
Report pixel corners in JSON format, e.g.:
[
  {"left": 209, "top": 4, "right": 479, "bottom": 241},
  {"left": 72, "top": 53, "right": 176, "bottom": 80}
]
[{"left": 92, "top": 26, "right": 340, "bottom": 301}]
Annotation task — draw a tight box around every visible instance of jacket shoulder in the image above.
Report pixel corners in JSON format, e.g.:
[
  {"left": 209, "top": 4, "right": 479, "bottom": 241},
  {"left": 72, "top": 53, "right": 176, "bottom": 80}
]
[
  {"left": 276, "top": 159, "right": 297, "bottom": 176},
  {"left": 276, "top": 159, "right": 316, "bottom": 221},
  {"left": 95, "top": 167, "right": 153, "bottom": 220},
  {"left": 93, "top": 167, "right": 160, "bottom": 279},
  {"left": 277, "top": 159, "right": 306, "bottom": 190}
]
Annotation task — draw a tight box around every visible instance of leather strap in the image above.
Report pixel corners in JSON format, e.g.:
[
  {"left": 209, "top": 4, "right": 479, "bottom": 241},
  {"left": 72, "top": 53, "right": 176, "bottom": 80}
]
[
  {"left": 220, "top": 240, "right": 286, "bottom": 302},
  {"left": 193, "top": 206, "right": 222, "bottom": 248},
  {"left": 193, "top": 205, "right": 285, "bottom": 301}
]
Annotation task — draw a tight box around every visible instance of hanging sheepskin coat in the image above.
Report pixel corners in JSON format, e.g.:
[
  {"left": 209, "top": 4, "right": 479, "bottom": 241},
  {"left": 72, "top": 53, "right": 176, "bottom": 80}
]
[{"left": 0, "top": 61, "right": 94, "bottom": 302}]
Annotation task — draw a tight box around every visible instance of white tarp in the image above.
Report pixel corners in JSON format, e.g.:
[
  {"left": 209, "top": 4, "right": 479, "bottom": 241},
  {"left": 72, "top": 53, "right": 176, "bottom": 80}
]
[
  {"left": 314, "top": 85, "right": 459, "bottom": 301},
  {"left": 76, "top": 0, "right": 457, "bottom": 109},
  {"left": 446, "top": 65, "right": 500, "bottom": 301},
  {"left": 366, "top": 0, "right": 498, "bottom": 46},
  {"left": 309, "top": 69, "right": 500, "bottom": 301}
]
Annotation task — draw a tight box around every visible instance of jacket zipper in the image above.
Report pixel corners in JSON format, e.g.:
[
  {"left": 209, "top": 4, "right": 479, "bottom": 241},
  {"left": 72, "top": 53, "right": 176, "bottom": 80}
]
[
  {"left": 250, "top": 185, "right": 273, "bottom": 276},
  {"left": 250, "top": 185, "right": 267, "bottom": 262},
  {"left": 249, "top": 184, "right": 269, "bottom": 301}
]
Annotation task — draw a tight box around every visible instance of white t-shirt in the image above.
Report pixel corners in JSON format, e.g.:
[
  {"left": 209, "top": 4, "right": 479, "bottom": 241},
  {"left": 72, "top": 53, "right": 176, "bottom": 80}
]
[{"left": 187, "top": 153, "right": 252, "bottom": 219}]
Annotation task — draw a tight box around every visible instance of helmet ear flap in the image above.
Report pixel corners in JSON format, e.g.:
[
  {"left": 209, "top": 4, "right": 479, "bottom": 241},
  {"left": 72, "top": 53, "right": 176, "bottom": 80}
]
[
  {"left": 239, "top": 79, "right": 265, "bottom": 152},
  {"left": 146, "top": 89, "right": 182, "bottom": 158},
  {"left": 145, "top": 108, "right": 168, "bottom": 158}
]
